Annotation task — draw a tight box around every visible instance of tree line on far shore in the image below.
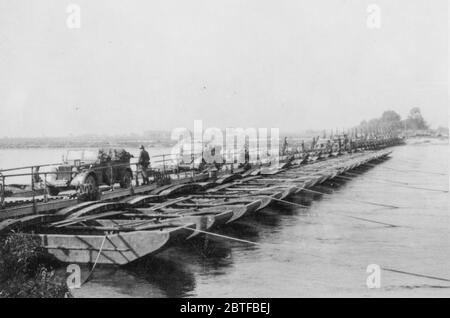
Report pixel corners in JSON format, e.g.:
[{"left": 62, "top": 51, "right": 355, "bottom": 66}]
[{"left": 357, "top": 107, "right": 430, "bottom": 135}]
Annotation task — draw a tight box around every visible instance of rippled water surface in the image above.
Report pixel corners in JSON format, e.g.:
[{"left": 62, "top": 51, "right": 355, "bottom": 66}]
[{"left": 3, "top": 140, "right": 449, "bottom": 297}]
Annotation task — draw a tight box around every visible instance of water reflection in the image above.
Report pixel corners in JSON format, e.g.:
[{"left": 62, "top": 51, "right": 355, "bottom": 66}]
[{"left": 125, "top": 256, "right": 197, "bottom": 298}]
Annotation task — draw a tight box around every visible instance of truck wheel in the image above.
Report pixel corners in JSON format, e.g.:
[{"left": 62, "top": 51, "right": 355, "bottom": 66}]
[
  {"left": 48, "top": 186, "right": 60, "bottom": 196},
  {"left": 120, "top": 171, "right": 132, "bottom": 188},
  {"left": 84, "top": 174, "right": 98, "bottom": 193}
]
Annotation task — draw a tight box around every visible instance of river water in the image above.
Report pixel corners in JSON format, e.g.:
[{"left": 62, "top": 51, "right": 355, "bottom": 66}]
[{"left": 1, "top": 139, "right": 449, "bottom": 297}]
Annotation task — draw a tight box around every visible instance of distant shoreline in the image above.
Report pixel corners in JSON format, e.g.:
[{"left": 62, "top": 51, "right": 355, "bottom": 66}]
[
  {"left": 0, "top": 141, "right": 176, "bottom": 149},
  {"left": 0, "top": 131, "right": 177, "bottom": 149},
  {"left": 0, "top": 130, "right": 446, "bottom": 149}
]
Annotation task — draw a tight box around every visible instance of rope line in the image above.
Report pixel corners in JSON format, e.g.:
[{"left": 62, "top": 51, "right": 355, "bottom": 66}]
[
  {"left": 186, "top": 226, "right": 261, "bottom": 246},
  {"left": 268, "top": 197, "right": 309, "bottom": 208},
  {"left": 181, "top": 225, "right": 324, "bottom": 259},
  {"left": 382, "top": 267, "right": 450, "bottom": 283},
  {"left": 181, "top": 225, "right": 450, "bottom": 284},
  {"left": 264, "top": 196, "right": 404, "bottom": 228},
  {"left": 300, "top": 187, "right": 402, "bottom": 209},
  {"left": 340, "top": 172, "right": 449, "bottom": 193},
  {"left": 365, "top": 163, "right": 447, "bottom": 176},
  {"left": 341, "top": 215, "right": 400, "bottom": 227},
  {"left": 82, "top": 235, "right": 107, "bottom": 285}
]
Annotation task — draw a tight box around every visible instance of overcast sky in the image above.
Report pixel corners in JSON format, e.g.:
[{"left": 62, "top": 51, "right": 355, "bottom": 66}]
[{"left": 0, "top": 0, "right": 448, "bottom": 137}]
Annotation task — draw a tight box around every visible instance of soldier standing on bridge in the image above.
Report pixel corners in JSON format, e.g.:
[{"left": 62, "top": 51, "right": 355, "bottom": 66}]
[
  {"left": 281, "top": 137, "right": 289, "bottom": 156},
  {"left": 138, "top": 145, "right": 150, "bottom": 185},
  {"left": 311, "top": 137, "right": 316, "bottom": 150}
]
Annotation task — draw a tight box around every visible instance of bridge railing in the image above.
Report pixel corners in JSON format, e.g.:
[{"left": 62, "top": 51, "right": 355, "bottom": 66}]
[{"left": 0, "top": 136, "right": 403, "bottom": 209}]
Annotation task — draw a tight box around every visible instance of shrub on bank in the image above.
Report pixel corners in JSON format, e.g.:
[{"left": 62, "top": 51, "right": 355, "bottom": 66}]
[{"left": 0, "top": 233, "right": 70, "bottom": 298}]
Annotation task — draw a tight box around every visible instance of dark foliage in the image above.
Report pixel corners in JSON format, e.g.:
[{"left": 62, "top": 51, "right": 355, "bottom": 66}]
[
  {"left": 357, "top": 108, "right": 429, "bottom": 134},
  {"left": 0, "top": 233, "right": 70, "bottom": 298}
]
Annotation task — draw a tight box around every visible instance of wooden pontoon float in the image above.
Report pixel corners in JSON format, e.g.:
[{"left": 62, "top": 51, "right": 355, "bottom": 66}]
[
  {"left": 37, "top": 226, "right": 194, "bottom": 265},
  {"left": 135, "top": 195, "right": 262, "bottom": 224},
  {"left": 0, "top": 204, "right": 204, "bottom": 265}
]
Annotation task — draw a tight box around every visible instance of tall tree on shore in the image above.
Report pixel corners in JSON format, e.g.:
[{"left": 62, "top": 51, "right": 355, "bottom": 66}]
[
  {"left": 356, "top": 110, "right": 402, "bottom": 136},
  {"left": 356, "top": 108, "right": 429, "bottom": 136},
  {"left": 381, "top": 110, "right": 401, "bottom": 125},
  {"left": 380, "top": 110, "right": 402, "bottom": 132},
  {"left": 404, "top": 107, "right": 428, "bottom": 130}
]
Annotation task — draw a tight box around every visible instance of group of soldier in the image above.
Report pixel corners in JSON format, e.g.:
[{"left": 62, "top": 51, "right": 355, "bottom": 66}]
[
  {"left": 137, "top": 132, "right": 401, "bottom": 185},
  {"left": 282, "top": 133, "right": 401, "bottom": 156}
]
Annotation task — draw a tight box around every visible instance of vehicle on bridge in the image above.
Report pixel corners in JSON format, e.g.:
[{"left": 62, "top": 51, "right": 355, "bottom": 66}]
[{"left": 46, "top": 148, "right": 134, "bottom": 196}]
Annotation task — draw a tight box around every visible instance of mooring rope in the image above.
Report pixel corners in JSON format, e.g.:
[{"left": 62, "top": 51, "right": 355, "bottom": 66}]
[
  {"left": 340, "top": 215, "right": 400, "bottom": 228},
  {"left": 185, "top": 226, "right": 261, "bottom": 246},
  {"left": 181, "top": 225, "right": 450, "bottom": 284},
  {"left": 374, "top": 182, "right": 448, "bottom": 193},
  {"left": 266, "top": 196, "right": 403, "bottom": 227},
  {"left": 181, "top": 225, "right": 323, "bottom": 259},
  {"left": 299, "top": 188, "right": 402, "bottom": 209},
  {"left": 365, "top": 163, "right": 448, "bottom": 176},
  {"left": 268, "top": 197, "right": 309, "bottom": 208},
  {"left": 341, "top": 172, "right": 449, "bottom": 193},
  {"left": 381, "top": 268, "right": 450, "bottom": 283},
  {"left": 82, "top": 235, "right": 107, "bottom": 285}
]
